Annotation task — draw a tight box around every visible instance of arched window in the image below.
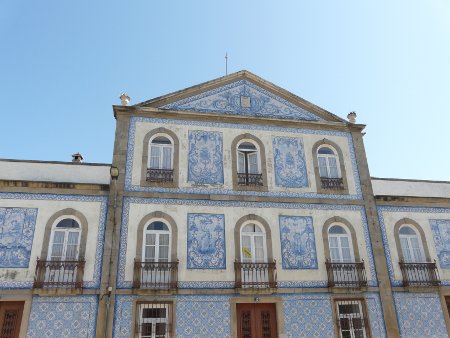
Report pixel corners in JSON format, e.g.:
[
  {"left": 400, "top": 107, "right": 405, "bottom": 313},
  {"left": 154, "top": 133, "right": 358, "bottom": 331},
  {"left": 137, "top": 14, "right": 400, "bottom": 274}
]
[
  {"left": 317, "top": 146, "right": 341, "bottom": 179},
  {"left": 149, "top": 136, "right": 173, "bottom": 171},
  {"left": 399, "top": 226, "right": 425, "bottom": 263},
  {"left": 143, "top": 221, "right": 171, "bottom": 263},
  {"left": 49, "top": 218, "right": 81, "bottom": 261},
  {"left": 240, "top": 223, "right": 267, "bottom": 263},
  {"left": 236, "top": 141, "right": 263, "bottom": 186},
  {"left": 328, "top": 224, "right": 355, "bottom": 263}
]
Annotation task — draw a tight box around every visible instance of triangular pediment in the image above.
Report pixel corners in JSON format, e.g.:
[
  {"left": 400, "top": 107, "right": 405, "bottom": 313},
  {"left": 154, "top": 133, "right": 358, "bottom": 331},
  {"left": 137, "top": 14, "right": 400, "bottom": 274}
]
[{"left": 136, "top": 71, "right": 345, "bottom": 123}]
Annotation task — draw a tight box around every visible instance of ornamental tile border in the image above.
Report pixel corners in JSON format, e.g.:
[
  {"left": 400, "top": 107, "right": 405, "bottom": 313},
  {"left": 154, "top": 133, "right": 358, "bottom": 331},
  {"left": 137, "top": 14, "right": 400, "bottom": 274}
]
[
  {"left": 27, "top": 295, "right": 98, "bottom": 338},
  {"left": 117, "top": 197, "right": 376, "bottom": 288},
  {"left": 0, "top": 192, "right": 108, "bottom": 289},
  {"left": 377, "top": 205, "right": 450, "bottom": 286},
  {"left": 124, "top": 116, "right": 363, "bottom": 200}
]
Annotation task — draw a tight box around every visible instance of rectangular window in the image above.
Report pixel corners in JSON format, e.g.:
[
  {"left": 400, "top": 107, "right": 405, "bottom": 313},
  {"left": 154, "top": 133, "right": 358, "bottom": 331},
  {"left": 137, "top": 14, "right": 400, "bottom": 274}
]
[
  {"left": 335, "top": 299, "right": 369, "bottom": 338},
  {"left": 136, "top": 302, "right": 172, "bottom": 338}
]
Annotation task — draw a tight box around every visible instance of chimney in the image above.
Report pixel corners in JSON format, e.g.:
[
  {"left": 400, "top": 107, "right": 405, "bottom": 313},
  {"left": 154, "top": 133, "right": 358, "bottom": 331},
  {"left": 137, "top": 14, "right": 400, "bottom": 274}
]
[
  {"left": 347, "top": 111, "right": 357, "bottom": 123},
  {"left": 120, "top": 93, "right": 130, "bottom": 106},
  {"left": 72, "top": 152, "right": 83, "bottom": 163}
]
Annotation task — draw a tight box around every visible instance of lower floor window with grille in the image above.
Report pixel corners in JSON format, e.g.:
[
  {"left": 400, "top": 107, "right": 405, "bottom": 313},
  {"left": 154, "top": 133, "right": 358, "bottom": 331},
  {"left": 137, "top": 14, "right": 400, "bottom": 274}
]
[
  {"left": 136, "top": 302, "right": 172, "bottom": 338},
  {"left": 335, "top": 300, "right": 369, "bottom": 338}
]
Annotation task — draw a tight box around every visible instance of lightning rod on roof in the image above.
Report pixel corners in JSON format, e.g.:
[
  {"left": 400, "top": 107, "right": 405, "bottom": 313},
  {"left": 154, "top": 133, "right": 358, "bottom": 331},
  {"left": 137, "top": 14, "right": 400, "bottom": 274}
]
[{"left": 225, "top": 52, "right": 228, "bottom": 75}]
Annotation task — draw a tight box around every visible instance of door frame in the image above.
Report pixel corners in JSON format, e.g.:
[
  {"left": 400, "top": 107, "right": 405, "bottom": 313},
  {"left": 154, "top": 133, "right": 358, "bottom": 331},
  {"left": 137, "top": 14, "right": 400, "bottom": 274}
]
[
  {"left": 230, "top": 296, "right": 284, "bottom": 338},
  {"left": 0, "top": 296, "right": 32, "bottom": 338}
]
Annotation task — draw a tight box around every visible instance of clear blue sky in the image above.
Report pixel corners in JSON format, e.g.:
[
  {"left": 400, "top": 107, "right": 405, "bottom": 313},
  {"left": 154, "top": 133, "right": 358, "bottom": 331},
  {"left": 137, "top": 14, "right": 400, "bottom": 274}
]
[{"left": 1, "top": 1, "right": 449, "bottom": 181}]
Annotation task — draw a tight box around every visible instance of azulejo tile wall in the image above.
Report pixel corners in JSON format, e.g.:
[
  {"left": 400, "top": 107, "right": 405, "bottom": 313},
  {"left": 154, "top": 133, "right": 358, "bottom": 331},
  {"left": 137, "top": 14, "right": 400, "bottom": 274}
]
[
  {"left": 393, "top": 292, "right": 448, "bottom": 338},
  {"left": 160, "top": 79, "right": 322, "bottom": 121},
  {"left": 279, "top": 216, "right": 317, "bottom": 269},
  {"left": 113, "top": 295, "right": 231, "bottom": 338},
  {"left": 188, "top": 130, "right": 224, "bottom": 184},
  {"left": 0, "top": 192, "right": 108, "bottom": 289},
  {"left": 282, "top": 294, "right": 334, "bottom": 338},
  {"left": 117, "top": 197, "right": 377, "bottom": 288},
  {"left": 430, "top": 219, "right": 450, "bottom": 269},
  {"left": 27, "top": 295, "right": 98, "bottom": 338},
  {"left": 377, "top": 205, "right": 450, "bottom": 286},
  {"left": 273, "top": 137, "right": 309, "bottom": 188},
  {"left": 366, "top": 293, "right": 388, "bottom": 338},
  {"left": 125, "top": 117, "right": 363, "bottom": 200},
  {"left": 187, "top": 213, "right": 226, "bottom": 269},
  {"left": 0, "top": 207, "right": 37, "bottom": 268}
]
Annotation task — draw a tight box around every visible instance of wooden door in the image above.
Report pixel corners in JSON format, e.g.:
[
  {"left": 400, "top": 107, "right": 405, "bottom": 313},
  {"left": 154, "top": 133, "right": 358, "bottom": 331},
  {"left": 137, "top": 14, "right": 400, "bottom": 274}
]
[
  {"left": 0, "top": 302, "right": 24, "bottom": 338},
  {"left": 237, "top": 303, "right": 277, "bottom": 338}
]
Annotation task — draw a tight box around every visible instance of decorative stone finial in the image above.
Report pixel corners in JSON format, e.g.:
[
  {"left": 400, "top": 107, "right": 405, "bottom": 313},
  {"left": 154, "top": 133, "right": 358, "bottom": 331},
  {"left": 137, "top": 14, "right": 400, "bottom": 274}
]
[
  {"left": 120, "top": 93, "right": 130, "bottom": 106},
  {"left": 72, "top": 152, "right": 83, "bottom": 163},
  {"left": 347, "top": 111, "right": 357, "bottom": 123}
]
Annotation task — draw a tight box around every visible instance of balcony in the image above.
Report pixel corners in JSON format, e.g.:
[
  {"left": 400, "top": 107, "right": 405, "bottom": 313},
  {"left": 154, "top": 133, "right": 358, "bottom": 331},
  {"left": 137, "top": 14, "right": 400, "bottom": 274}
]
[
  {"left": 326, "top": 260, "right": 367, "bottom": 288},
  {"left": 237, "top": 173, "right": 263, "bottom": 186},
  {"left": 320, "top": 177, "right": 344, "bottom": 190},
  {"left": 146, "top": 168, "right": 174, "bottom": 183},
  {"left": 234, "top": 260, "right": 277, "bottom": 289},
  {"left": 399, "top": 260, "right": 440, "bottom": 287},
  {"left": 33, "top": 258, "right": 85, "bottom": 289},
  {"left": 133, "top": 261, "right": 178, "bottom": 290}
]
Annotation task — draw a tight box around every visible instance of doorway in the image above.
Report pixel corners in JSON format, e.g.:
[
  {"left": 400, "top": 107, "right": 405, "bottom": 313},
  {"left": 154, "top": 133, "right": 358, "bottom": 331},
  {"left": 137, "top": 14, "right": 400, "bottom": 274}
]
[
  {"left": 0, "top": 301, "right": 24, "bottom": 338},
  {"left": 237, "top": 303, "right": 277, "bottom": 338}
]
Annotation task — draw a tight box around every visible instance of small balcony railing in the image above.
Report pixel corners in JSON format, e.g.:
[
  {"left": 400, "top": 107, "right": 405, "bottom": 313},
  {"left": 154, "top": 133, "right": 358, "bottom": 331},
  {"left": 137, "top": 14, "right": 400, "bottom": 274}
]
[
  {"left": 234, "top": 260, "right": 277, "bottom": 289},
  {"left": 399, "top": 260, "right": 440, "bottom": 287},
  {"left": 133, "top": 260, "right": 178, "bottom": 290},
  {"left": 33, "top": 258, "right": 85, "bottom": 289},
  {"left": 320, "top": 177, "right": 344, "bottom": 190},
  {"left": 326, "top": 260, "right": 367, "bottom": 288},
  {"left": 237, "top": 173, "right": 263, "bottom": 186},
  {"left": 146, "top": 168, "right": 174, "bottom": 182}
]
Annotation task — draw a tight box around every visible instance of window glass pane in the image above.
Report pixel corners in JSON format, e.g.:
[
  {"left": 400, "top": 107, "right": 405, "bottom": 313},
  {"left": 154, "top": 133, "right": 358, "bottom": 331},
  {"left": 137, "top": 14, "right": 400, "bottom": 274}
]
[
  {"left": 340, "top": 236, "right": 350, "bottom": 248},
  {"left": 248, "top": 153, "right": 258, "bottom": 174},
  {"left": 162, "top": 146, "right": 172, "bottom": 169},
  {"left": 318, "top": 156, "right": 329, "bottom": 177},
  {"left": 400, "top": 227, "right": 416, "bottom": 235},
  {"left": 238, "top": 152, "right": 245, "bottom": 173},
  {"left": 146, "top": 234, "right": 156, "bottom": 246},
  {"left": 329, "top": 225, "right": 346, "bottom": 234},
  {"left": 328, "top": 157, "right": 339, "bottom": 178},
  {"left": 152, "top": 136, "right": 171, "bottom": 145},
  {"left": 141, "top": 323, "right": 152, "bottom": 336},
  {"left": 53, "top": 231, "right": 65, "bottom": 244},
  {"left": 145, "top": 246, "right": 156, "bottom": 261},
  {"left": 51, "top": 244, "right": 63, "bottom": 260},
  {"left": 155, "top": 323, "right": 167, "bottom": 336},
  {"left": 147, "top": 222, "right": 169, "bottom": 231},
  {"left": 56, "top": 219, "right": 80, "bottom": 228},
  {"left": 241, "top": 235, "right": 252, "bottom": 261},
  {"left": 410, "top": 238, "right": 424, "bottom": 262},
  {"left": 238, "top": 142, "right": 256, "bottom": 151},
  {"left": 400, "top": 237, "right": 412, "bottom": 262},
  {"left": 159, "top": 234, "right": 169, "bottom": 245},
  {"left": 150, "top": 146, "right": 161, "bottom": 168},
  {"left": 159, "top": 245, "right": 169, "bottom": 261},
  {"left": 318, "top": 147, "right": 334, "bottom": 155}
]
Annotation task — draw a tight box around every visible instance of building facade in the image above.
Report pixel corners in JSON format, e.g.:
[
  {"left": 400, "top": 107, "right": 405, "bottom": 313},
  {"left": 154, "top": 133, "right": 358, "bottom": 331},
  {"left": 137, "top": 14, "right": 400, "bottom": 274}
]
[{"left": 0, "top": 71, "right": 449, "bottom": 337}]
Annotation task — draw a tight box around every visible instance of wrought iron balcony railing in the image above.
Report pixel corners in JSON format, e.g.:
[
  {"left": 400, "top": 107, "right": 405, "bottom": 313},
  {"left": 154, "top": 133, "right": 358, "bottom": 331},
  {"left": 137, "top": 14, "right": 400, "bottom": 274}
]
[
  {"left": 234, "top": 260, "right": 277, "bottom": 289},
  {"left": 133, "top": 260, "right": 178, "bottom": 290},
  {"left": 237, "top": 173, "right": 263, "bottom": 186},
  {"left": 399, "top": 260, "right": 440, "bottom": 287},
  {"left": 320, "top": 177, "right": 344, "bottom": 190},
  {"left": 146, "top": 168, "right": 174, "bottom": 182},
  {"left": 33, "top": 258, "right": 85, "bottom": 289},
  {"left": 326, "top": 260, "right": 367, "bottom": 288}
]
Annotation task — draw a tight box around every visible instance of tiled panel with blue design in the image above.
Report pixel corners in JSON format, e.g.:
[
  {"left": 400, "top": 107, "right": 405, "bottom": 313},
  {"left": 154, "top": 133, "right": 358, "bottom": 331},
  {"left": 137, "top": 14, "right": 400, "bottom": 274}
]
[
  {"left": 187, "top": 213, "right": 226, "bottom": 269},
  {"left": 282, "top": 294, "right": 334, "bottom": 337},
  {"left": 0, "top": 207, "right": 37, "bottom": 268},
  {"left": 393, "top": 292, "right": 448, "bottom": 338},
  {"left": 430, "top": 219, "right": 450, "bottom": 269},
  {"left": 366, "top": 293, "right": 388, "bottom": 338},
  {"left": 27, "top": 295, "right": 98, "bottom": 338},
  {"left": 160, "top": 79, "right": 321, "bottom": 121},
  {"left": 188, "top": 130, "right": 224, "bottom": 184},
  {"left": 272, "top": 137, "right": 309, "bottom": 188},
  {"left": 279, "top": 216, "right": 317, "bottom": 269}
]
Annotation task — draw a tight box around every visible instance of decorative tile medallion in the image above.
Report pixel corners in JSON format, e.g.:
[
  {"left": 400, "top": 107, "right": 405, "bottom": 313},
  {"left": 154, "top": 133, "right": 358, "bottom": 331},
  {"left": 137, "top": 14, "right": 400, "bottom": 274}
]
[
  {"left": 0, "top": 207, "right": 37, "bottom": 268},
  {"left": 393, "top": 292, "right": 448, "bottom": 338},
  {"left": 377, "top": 206, "right": 450, "bottom": 286},
  {"left": 279, "top": 216, "right": 317, "bottom": 269},
  {"left": 0, "top": 192, "right": 107, "bottom": 289},
  {"left": 27, "top": 295, "right": 98, "bottom": 338},
  {"left": 430, "top": 219, "right": 450, "bottom": 269},
  {"left": 125, "top": 117, "right": 363, "bottom": 200},
  {"left": 160, "top": 79, "right": 322, "bottom": 121},
  {"left": 273, "top": 137, "right": 309, "bottom": 188},
  {"left": 188, "top": 130, "right": 224, "bottom": 184},
  {"left": 187, "top": 213, "right": 226, "bottom": 269}
]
